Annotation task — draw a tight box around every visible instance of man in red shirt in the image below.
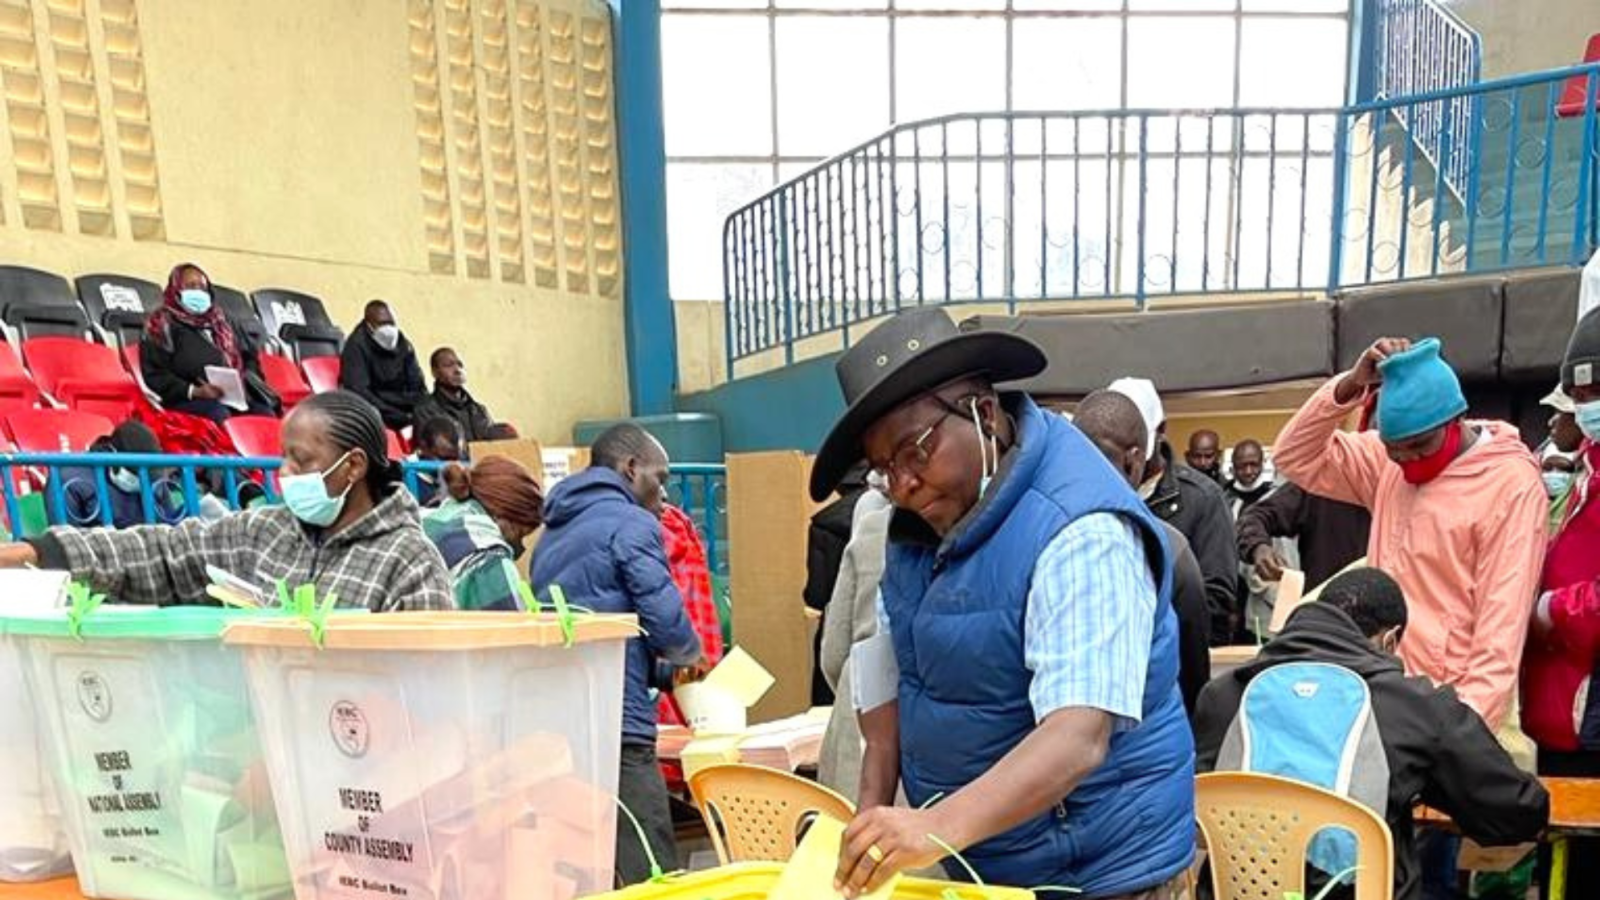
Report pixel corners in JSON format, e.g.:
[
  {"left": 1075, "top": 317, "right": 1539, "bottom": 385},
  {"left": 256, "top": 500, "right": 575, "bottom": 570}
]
[
  {"left": 1523, "top": 306, "right": 1600, "bottom": 896},
  {"left": 659, "top": 504, "right": 725, "bottom": 727}
]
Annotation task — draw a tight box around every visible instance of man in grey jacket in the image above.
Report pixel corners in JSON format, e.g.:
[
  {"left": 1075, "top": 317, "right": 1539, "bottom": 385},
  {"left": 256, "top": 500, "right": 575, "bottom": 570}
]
[{"left": 819, "top": 481, "right": 893, "bottom": 797}]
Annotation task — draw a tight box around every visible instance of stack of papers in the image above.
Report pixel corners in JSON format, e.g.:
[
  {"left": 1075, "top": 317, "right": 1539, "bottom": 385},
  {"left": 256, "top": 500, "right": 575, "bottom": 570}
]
[{"left": 736, "top": 710, "right": 827, "bottom": 772}]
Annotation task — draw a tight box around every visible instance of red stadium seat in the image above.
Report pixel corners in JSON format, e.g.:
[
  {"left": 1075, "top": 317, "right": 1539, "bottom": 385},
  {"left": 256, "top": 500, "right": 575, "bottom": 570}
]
[
  {"left": 259, "top": 353, "right": 311, "bottom": 410},
  {"left": 0, "top": 344, "right": 40, "bottom": 415},
  {"left": 3, "top": 408, "right": 115, "bottom": 452},
  {"left": 301, "top": 355, "right": 341, "bottom": 394},
  {"left": 21, "top": 337, "right": 143, "bottom": 422},
  {"left": 1557, "top": 34, "right": 1600, "bottom": 118},
  {"left": 224, "top": 415, "right": 283, "bottom": 458}
]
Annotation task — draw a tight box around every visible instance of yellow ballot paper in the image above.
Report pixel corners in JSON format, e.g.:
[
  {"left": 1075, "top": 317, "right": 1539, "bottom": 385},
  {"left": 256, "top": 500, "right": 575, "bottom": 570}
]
[
  {"left": 768, "top": 814, "right": 899, "bottom": 900},
  {"left": 674, "top": 646, "right": 777, "bottom": 734},
  {"left": 1268, "top": 568, "right": 1308, "bottom": 634},
  {"left": 704, "top": 646, "right": 777, "bottom": 707}
]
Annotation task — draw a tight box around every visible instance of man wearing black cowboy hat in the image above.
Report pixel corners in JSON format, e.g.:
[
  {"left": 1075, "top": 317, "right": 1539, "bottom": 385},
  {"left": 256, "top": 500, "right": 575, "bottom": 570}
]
[{"left": 816, "top": 309, "right": 1194, "bottom": 900}]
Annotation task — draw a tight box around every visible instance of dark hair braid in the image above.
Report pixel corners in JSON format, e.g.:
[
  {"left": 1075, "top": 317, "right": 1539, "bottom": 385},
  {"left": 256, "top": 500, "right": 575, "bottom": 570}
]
[{"left": 296, "top": 390, "right": 399, "bottom": 491}]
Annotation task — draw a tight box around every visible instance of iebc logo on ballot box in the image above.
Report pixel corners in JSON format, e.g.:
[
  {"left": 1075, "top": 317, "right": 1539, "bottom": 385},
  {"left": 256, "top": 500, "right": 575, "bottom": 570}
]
[{"left": 330, "top": 700, "right": 371, "bottom": 759}]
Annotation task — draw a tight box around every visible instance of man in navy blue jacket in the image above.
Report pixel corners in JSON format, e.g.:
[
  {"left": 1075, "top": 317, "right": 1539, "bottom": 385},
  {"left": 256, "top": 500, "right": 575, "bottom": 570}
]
[{"left": 531, "top": 423, "right": 706, "bottom": 885}]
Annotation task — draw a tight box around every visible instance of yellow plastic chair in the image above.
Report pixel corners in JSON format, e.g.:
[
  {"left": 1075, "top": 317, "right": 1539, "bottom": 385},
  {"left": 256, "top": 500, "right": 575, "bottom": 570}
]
[
  {"left": 689, "top": 763, "right": 857, "bottom": 865},
  {"left": 1196, "top": 771, "right": 1395, "bottom": 900}
]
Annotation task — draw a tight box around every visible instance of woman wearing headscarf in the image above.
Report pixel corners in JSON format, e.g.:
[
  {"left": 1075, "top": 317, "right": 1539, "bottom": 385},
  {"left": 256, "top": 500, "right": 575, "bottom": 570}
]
[
  {"left": 0, "top": 391, "right": 453, "bottom": 612},
  {"left": 422, "top": 455, "right": 544, "bottom": 611},
  {"left": 141, "top": 262, "right": 275, "bottom": 422}
]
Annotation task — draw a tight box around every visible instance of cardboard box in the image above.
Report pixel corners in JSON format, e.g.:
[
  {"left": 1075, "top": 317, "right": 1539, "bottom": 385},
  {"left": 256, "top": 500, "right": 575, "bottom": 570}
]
[
  {"left": 727, "top": 451, "right": 820, "bottom": 724},
  {"left": 467, "top": 438, "right": 546, "bottom": 485},
  {"left": 540, "top": 446, "right": 591, "bottom": 490}
]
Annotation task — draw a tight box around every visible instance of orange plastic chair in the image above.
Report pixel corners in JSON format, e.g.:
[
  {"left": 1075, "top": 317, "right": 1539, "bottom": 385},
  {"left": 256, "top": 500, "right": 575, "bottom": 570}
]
[
  {"left": 1196, "top": 771, "right": 1394, "bottom": 900},
  {"left": 688, "top": 763, "right": 856, "bottom": 866}
]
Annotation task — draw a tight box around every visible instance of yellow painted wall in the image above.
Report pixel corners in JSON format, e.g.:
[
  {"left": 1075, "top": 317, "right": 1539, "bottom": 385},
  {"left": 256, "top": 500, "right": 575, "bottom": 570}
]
[
  {"left": 0, "top": 0, "right": 626, "bottom": 443},
  {"left": 675, "top": 299, "right": 726, "bottom": 393},
  {"left": 1443, "top": 0, "right": 1597, "bottom": 79}
]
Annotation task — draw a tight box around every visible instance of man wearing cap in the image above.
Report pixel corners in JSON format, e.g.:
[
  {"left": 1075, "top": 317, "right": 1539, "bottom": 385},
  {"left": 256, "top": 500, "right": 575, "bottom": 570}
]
[
  {"left": 816, "top": 309, "right": 1193, "bottom": 900},
  {"left": 1273, "top": 336, "right": 1546, "bottom": 731},
  {"left": 1544, "top": 384, "right": 1584, "bottom": 455},
  {"left": 1107, "top": 378, "right": 1239, "bottom": 646},
  {"left": 1523, "top": 306, "right": 1600, "bottom": 896}
]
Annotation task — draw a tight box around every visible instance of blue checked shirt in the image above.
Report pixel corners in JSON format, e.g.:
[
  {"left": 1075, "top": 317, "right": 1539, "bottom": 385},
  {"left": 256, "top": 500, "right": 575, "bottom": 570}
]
[{"left": 869, "top": 512, "right": 1158, "bottom": 727}]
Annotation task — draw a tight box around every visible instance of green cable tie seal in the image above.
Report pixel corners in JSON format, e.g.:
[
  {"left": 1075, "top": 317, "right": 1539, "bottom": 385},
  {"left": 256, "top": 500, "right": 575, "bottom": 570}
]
[
  {"left": 280, "top": 579, "right": 337, "bottom": 648},
  {"left": 64, "top": 580, "right": 106, "bottom": 641},
  {"left": 549, "top": 583, "right": 577, "bottom": 647},
  {"left": 615, "top": 796, "right": 683, "bottom": 884},
  {"left": 926, "top": 833, "right": 993, "bottom": 900}
]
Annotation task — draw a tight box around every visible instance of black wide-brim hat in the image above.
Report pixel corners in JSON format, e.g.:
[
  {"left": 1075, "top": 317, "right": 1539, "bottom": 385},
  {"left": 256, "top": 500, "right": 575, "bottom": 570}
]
[{"left": 809, "top": 308, "right": 1047, "bottom": 501}]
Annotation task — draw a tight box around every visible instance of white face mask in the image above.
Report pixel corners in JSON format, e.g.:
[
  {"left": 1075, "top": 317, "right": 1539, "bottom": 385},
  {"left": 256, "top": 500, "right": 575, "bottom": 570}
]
[
  {"left": 372, "top": 324, "right": 401, "bottom": 351},
  {"left": 108, "top": 467, "right": 140, "bottom": 493},
  {"left": 1136, "top": 471, "right": 1162, "bottom": 500},
  {"left": 970, "top": 397, "right": 999, "bottom": 500}
]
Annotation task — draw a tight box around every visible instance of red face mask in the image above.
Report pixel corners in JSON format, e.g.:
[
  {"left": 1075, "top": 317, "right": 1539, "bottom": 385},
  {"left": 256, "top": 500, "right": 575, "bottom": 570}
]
[{"left": 1397, "top": 420, "right": 1463, "bottom": 485}]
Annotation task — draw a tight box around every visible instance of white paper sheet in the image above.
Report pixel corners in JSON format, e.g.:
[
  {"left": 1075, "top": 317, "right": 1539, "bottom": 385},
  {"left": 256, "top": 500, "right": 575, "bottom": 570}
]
[{"left": 204, "top": 366, "right": 248, "bottom": 412}]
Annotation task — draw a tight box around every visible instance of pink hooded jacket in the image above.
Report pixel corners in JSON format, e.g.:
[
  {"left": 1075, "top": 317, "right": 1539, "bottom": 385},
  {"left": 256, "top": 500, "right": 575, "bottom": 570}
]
[{"left": 1274, "top": 376, "right": 1548, "bottom": 728}]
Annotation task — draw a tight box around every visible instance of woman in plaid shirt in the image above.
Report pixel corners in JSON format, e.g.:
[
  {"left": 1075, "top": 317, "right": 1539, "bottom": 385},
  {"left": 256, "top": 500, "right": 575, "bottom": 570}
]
[{"left": 0, "top": 391, "right": 454, "bottom": 612}]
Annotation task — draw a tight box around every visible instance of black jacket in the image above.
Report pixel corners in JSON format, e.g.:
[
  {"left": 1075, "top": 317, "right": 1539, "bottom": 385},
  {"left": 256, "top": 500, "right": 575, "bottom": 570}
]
[
  {"left": 413, "top": 387, "right": 496, "bottom": 443},
  {"left": 1146, "top": 442, "right": 1238, "bottom": 646},
  {"left": 1234, "top": 483, "right": 1372, "bottom": 587},
  {"left": 140, "top": 319, "right": 267, "bottom": 411},
  {"left": 1195, "top": 603, "right": 1549, "bottom": 900},
  {"left": 339, "top": 327, "right": 426, "bottom": 429},
  {"left": 803, "top": 484, "right": 865, "bottom": 706},
  {"left": 1160, "top": 521, "right": 1211, "bottom": 718}
]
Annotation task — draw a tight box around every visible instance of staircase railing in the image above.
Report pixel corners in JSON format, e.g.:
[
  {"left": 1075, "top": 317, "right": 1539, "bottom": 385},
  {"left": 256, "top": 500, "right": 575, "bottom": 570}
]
[
  {"left": 1375, "top": 0, "right": 1482, "bottom": 202},
  {"left": 722, "top": 64, "right": 1600, "bottom": 373}
]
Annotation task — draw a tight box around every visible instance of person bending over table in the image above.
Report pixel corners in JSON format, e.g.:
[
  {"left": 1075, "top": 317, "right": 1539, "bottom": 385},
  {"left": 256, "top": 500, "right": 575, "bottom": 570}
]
[{"left": 813, "top": 309, "right": 1194, "bottom": 900}]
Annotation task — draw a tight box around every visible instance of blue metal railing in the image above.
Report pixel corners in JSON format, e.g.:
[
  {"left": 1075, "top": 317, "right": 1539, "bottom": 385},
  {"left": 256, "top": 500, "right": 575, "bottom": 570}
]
[
  {"left": 1375, "top": 0, "right": 1482, "bottom": 201},
  {"left": 0, "top": 453, "right": 445, "bottom": 533},
  {"left": 723, "top": 63, "right": 1600, "bottom": 369},
  {"left": 667, "top": 463, "right": 728, "bottom": 578},
  {"left": 0, "top": 452, "right": 731, "bottom": 580},
  {"left": 1343, "top": 62, "right": 1600, "bottom": 279}
]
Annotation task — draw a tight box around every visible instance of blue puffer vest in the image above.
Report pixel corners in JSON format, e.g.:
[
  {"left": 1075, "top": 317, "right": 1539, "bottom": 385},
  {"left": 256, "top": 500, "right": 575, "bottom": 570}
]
[{"left": 881, "top": 395, "right": 1195, "bottom": 898}]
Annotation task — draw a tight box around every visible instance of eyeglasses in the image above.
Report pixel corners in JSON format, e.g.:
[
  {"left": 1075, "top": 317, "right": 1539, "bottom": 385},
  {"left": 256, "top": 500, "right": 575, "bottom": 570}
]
[{"left": 869, "top": 407, "right": 959, "bottom": 487}]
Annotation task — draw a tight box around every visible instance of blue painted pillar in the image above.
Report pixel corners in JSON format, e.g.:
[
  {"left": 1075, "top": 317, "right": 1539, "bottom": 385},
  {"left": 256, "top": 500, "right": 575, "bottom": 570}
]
[
  {"left": 1349, "top": 0, "right": 1380, "bottom": 104},
  {"left": 612, "top": 0, "right": 678, "bottom": 415}
]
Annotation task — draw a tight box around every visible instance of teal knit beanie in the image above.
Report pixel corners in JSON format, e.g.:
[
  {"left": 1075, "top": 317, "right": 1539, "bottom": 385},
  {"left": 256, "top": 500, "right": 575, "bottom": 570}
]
[{"left": 1375, "top": 337, "right": 1467, "bottom": 442}]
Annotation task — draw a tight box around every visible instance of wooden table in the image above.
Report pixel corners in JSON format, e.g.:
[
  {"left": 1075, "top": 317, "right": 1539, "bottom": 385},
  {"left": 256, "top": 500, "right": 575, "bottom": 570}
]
[{"left": 1419, "top": 776, "right": 1600, "bottom": 900}]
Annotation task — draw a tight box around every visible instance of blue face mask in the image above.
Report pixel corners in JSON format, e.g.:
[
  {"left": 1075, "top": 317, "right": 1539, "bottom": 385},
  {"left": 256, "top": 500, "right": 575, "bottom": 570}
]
[
  {"left": 1577, "top": 399, "right": 1600, "bottom": 443},
  {"left": 1544, "top": 470, "right": 1575, "bottom": 499},
  {"left": 280, "top": 452, "right": 353, "bottom": 527},
  {"left": 179, "top": 288, "right": 212, "bottom": 315}
]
